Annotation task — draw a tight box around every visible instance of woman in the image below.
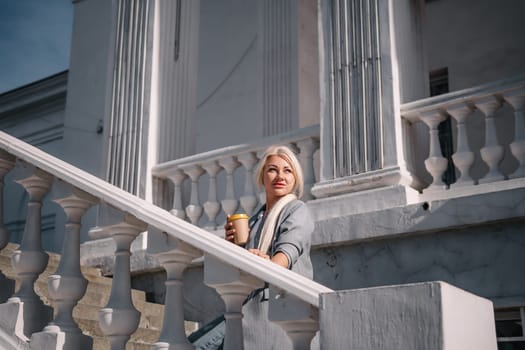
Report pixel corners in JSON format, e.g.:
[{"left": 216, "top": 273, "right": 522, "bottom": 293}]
[{"left": 225, "top": 145, "right": 315, "bottom": 348}]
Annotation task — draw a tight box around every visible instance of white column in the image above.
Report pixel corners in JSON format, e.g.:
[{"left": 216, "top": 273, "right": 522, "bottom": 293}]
[
  {"left": 447, "top": 103, "right": 475, "bottom": 187},
  {"left": 475, "top": 96, "right": 505, "bottom": 183},
  {"left": 237, "top": 152, "right": 259, "bottom": 215},
  {"left": 181, "top": 164, "right": 204, "bottom": 225},
  {"left": 153, "top": 0, "right": 201, "bottom": 161},
  {"left": 202, "top": 160, "right": 222, "bottom": 229},
  {"left": 219, "top": 156, "right": 241, "bottom": 216},
  {"left": 204, "top": 255, "right": 263, "bottom": 350},
  {"left": 31, "top": 181, "right": 98, "bottom": 349},
  {"left": 149, "top": 228, "right": 201, "bottom": 350},
  {"left": 503, "top": 88, "right": 525, "bottom": 178},
  {"left": 0, "top": 164, "right": 53, "bottom": 340},
  {"left": 91, "top": 204, "right": 146, "bottom": 350},
  {"left": 420, "top": 110, "right": 448, "bottom": 192}
]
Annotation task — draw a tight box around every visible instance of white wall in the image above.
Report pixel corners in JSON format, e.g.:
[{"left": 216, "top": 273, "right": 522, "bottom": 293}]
[{"left": 425, "top": 0, "right": 525, "bottom": 91}]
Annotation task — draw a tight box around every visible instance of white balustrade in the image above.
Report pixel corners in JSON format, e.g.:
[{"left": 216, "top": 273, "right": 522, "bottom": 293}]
[
  {"left": 296, "top": 139, "right": 319, "bottom": 200},
  {"left": 148, "top": 228, "right": 202, "bottom": 350},
  {"left": 31, "top": 180, "right": 98, "bottom": 349},
  {"left": 0, "top": 163, "right": 54, "bottom": 341},
  {"left": 204, "top": 254, "right": 264, "bottom": 350},
  {"left": 446, "top": 102, "right": 475, "bottom": 187},
  {"left": 181, "top": 164, "right": 205, "bottom": 225},
  {"left": 219, "top": 156, "right": 241, "bottom": 216},
  {"left": 474, "top": 95, "right": 505, "bottom": 183},
  {"left": 151, "top": 126, "right": 320, "bottom": 230},
  {"left": 237, "top": 152, "right": 259, "bottom": 215},
  {"left": 419, "top": 109, "right": 449, "bottom": 192},
  {"left": 503, "top": 88, "right": 525, "bottom": 178},
  {"left": 167, "top": 168, "right": 187, "bottom": 220},
  {"left": 0, "top": 151, "right": 14, "bottom": 251},
  {"left": 90, "top": 203, "right": 147, "bottom": 350},
  {"left": 0, "top": 129, "right": 332, "bottom": 349},
  {"left": 401, "top": 77, "right": 525, "bottom": 193},
  {"left": 202, "top": 160, "right": 222, "bottom": 229},
  {"left": 269, "top": 287, "right": 319, "bottom": 350}
]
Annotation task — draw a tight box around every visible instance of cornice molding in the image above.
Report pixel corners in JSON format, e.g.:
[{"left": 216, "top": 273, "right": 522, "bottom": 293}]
[{"left": 0, "top": 71, "right": 68, "bottom": 118}]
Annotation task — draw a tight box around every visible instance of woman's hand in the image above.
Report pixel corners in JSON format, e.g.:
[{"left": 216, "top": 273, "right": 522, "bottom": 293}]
[
  {"left": 224, "top": 215, "right": 236, "bottom": 243},
  {"left": 248, "top": 249, "right": 289, "bottom": 269},
  {"left": 248, "top": 248, "right": 270, "bottom": 260}
]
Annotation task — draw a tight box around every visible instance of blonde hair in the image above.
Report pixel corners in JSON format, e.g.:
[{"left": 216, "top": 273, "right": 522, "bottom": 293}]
[{"left": 254, "top": 145, "right": 304, "bottom": 198}]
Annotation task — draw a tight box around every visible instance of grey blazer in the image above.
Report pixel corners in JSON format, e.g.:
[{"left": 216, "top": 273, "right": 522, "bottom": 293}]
[{"left": 248, "top": 199, "right": 314, "bottom": 279}]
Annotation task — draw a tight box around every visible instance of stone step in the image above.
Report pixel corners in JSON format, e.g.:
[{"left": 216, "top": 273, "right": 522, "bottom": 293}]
[{"left": 78, "top": 319, "right": 161, "bottom": 344}]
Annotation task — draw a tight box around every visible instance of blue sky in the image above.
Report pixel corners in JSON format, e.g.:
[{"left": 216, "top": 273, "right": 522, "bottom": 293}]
[{"left": 0, "top": 0, "right": 73, "bottom": 94}]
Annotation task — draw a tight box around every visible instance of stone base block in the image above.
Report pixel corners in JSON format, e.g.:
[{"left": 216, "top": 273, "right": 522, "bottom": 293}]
[
  {"left": 319, "top": 281, "right": 497, "bottom": 350},
  {"left": 30, "top": 325, "right": 93, "bottom": 350},
  {"left": 0, "top": 298, "right": 53, "bottom": 341}
]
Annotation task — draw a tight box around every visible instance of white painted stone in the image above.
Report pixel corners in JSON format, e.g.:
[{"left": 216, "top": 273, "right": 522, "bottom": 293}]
[{"left": 319, "top": 281, "right": 497, "bottom": 350}]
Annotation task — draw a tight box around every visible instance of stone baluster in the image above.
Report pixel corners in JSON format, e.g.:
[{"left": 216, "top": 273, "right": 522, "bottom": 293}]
[
  {"left": 295, "top": 138, "right": 319, "bottom": 200},
  {"left": 204, "top": 254, "right": 264, "bottom": 350},
  {"left": 0, "top": 151, "right": 15, "bottom": 303},
  {"left": 90, "top": 203, "right": 146, "bottom": 350},
  {"left": 202, "top": 160, "right": 222, "bottom": 229},
  {"left": 0, "top": 164, "right": 53, "bottom": 340},
  {"left": 31, "top": 180, "right": 98, "bottom": 349},
  {"left": 503, "top": 88, "right": 525, "bottom": 178},
  {"left": 148, "top": 228, "right": 201, "bottom": 350},
  {"left": 181, "top": 164, "right": 205, "bottom": 225},
  {"left": 167, "top": 169, "right": 187, "bottom": 220},
  {"left": 474, "top": 96, "right": 505, "bottom": 183},
  {"left": 238, "top": 152, "right": 259, "bottom": 215},
  {"left": 269, "top": 287, "right": 319, "bottom": 350},
  {"left": 447, "top": 103, "right": 475, "bottom": 187},
  {"left": 419, "top": 110, "right": 449, "bottom": 191},
  {"left": 219, "top": 156, "right": 241, "bottom": 216}
]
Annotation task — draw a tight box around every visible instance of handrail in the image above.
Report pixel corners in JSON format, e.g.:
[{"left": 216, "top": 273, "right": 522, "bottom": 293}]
[
  {"left": 152, "top": 124, "right": 319, "bottom": 177},
  {"left": 0, "top": 130, "right": 332, "bottom": 307},
  {"left": 401, "top": 75, "right": 525, "bottom": 122}
]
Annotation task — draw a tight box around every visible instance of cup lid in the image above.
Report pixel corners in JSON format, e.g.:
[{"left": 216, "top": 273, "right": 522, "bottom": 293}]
[{"left": 229, "top": 213, "right": 249, "bottom": 220}]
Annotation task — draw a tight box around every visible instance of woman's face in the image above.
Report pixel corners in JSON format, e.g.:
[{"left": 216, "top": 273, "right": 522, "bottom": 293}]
[{"left": 263, "top": 155, "right": 296, "bottom": 202}]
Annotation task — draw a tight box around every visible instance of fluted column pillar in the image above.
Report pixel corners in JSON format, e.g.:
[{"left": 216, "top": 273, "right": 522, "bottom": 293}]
[
  {"left": 31, "top": 181, "right": 98, "bottom": 349},
  {"left": 91, "top": 203, "right": 146, "bottom": 350},
  {"left": 204, "top": 255, "right": 263, "bottom": 350},
  {"left": 475, "top": 96, "right": 505, "bottom": 183},
  {"left": 0, "top": 164, "right": 53, "bottom": 340},
  {"left": 503, "top": 88, "right": 525, "bottom": 178},
  {"left": 447, "top": 103, "right": 475, "bottom": 187},
  {"left": 148, "top": 228, "right": 201, "bottom": 350}
]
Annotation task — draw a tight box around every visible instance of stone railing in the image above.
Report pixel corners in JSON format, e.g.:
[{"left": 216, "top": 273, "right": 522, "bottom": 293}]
[
  {"left": 152, "top": 125, "right": 320, "bottom": 230},
  {"left": 0, "top": 130, "right": 331, "bottom": 349},
  {"left": 401, "top": 77, "right": 525, "bottom": 194}
]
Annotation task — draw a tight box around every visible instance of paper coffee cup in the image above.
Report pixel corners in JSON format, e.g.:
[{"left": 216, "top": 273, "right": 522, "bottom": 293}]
[{"left": 229, "top": 213, "right": 249, "bottom": 245}]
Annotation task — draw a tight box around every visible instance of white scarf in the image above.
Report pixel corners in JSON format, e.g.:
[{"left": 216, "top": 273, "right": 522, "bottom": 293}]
[{"left": 257, "top": 193, "right": 297, "bottom": 254}]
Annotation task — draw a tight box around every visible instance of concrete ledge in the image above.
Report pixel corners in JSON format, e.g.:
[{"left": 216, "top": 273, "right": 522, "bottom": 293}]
[{"left": 319, "top": 281, "right": 497, "bottom": 350}]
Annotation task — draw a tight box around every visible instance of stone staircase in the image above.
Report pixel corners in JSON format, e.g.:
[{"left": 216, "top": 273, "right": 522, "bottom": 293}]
[{"left": 0, "top": 243, "right": 164, "bottom": 350}]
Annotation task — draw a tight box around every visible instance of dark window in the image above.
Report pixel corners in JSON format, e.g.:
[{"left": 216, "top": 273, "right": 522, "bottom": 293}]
[{"left": 495, "top": 307, "right": 525, "bottom": 349}]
